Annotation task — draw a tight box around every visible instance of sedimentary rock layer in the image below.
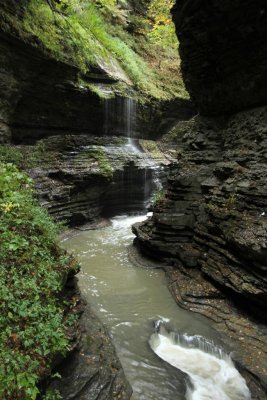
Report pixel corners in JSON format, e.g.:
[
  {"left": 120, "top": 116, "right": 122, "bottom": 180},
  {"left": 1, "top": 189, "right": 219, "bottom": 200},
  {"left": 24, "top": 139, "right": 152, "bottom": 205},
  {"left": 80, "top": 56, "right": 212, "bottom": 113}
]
[
  {"left": 133, "top": 107, "right": 267, "bottom": 397},
  {"left": 135, "top": 108, "right": 267, "bottom": 314},
  {"left": 48, "top": 305, "right": 132, "bottom": 400},
  {"left": 17, "top": 135, "right": 169, "bottom": 225},
  {"left": 0, "top": 32, "right": 103, "bottom": 143},
  {"left": 133, "top": 2, "right": 267, "bottom": 396}
]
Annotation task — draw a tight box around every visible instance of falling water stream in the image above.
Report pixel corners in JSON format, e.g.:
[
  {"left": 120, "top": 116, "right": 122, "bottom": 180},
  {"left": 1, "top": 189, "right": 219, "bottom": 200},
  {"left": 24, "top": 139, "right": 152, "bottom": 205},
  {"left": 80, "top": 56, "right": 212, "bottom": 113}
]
[
  {"left": 104, "top": 97, "right": 140, "bottom": 153},
  {"left": 62, "top": 214, "right": 251, "bottom": 400}
]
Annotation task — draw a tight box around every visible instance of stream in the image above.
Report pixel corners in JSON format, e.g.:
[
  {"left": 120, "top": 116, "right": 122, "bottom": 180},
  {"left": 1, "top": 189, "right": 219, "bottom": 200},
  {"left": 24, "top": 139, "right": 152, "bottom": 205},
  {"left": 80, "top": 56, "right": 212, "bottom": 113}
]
[{"left": 62, "top": 213, "right": 251, "bottom": 400}]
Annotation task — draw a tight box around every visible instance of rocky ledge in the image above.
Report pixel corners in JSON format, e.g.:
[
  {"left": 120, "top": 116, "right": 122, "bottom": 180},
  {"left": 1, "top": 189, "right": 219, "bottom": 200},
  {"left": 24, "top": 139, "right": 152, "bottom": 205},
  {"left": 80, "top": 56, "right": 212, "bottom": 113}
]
[
  {"left": 48, "top": 304, "right": 132, "bottom": 400},
  {"left": 133, "top": 106, "right": 267, "bottom": 398},
  {"left": 10, "top": 135, "right": 171, "bottom": 226}
]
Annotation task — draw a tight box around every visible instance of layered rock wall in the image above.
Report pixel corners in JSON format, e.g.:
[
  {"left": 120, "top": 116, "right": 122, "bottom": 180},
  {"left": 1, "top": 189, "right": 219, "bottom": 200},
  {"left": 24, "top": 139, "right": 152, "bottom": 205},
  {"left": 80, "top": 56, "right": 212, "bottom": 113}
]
[
  {"left": 14, "top": 135, "right": 169, "bottom": 225},
  {"left": 135, "top": 109, "right": 267, "bottom": 313},
  {"left": 134, "top": 102, "right": 267, "bottom": 400},
  {"left": 0, "top": 32, "right": 103, "bottom": 143},
  {"left": 134, "top": 1, "right": 267, "bottom": 397}
]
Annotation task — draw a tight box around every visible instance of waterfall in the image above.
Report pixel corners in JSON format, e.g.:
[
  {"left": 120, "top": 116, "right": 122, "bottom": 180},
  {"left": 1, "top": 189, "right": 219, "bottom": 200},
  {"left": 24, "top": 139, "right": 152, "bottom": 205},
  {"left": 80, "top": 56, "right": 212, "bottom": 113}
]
[
  {"left": 103, "top": 97, "right": 139, "bottom": 150},
  {"left": 125, "top": 97, "right": 138, "bottom": 152},
  {"left": 101, "top": 96, "right": 165, "bottom": 214},
  {"left": 104, "top": 98, "right": 109, "bottom": 135},
  {"left": 149, "top": 322, "right": 251, "bottom": 400}
]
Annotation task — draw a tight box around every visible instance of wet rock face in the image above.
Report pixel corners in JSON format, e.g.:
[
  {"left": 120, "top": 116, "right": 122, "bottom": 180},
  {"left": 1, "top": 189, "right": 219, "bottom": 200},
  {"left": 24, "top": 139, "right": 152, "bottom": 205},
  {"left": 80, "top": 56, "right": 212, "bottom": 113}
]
[
  {"left": 133, "top": 3, "right": 267, "bottom": 394},
  {"left": 23, "top": 135, "right": 168, "bottom": 225},
  {"left": 134, "top": 107, "right": 267, "bottom": 317},
  {"left": 0, "top": 34, "right": 104, "bottom": 144},
  {"left": 133, "top": 108, "right": 267, "bottom": 396},
  {"left": 172, "top": 0, "right": 267, "bottom": 115},
  {"left": 48, "top": 306, "right": 132, "bottom": 400}
]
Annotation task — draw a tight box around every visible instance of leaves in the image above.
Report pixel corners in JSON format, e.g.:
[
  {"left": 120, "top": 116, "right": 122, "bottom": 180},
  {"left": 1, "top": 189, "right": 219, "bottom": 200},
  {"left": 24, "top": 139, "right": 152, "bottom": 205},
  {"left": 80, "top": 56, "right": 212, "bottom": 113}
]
[
  {"left": 147, "top": 0, "right": 178, "bottom": 49},
  {"left": 0, "top": 163, "right": 73, "bottom": 399}
]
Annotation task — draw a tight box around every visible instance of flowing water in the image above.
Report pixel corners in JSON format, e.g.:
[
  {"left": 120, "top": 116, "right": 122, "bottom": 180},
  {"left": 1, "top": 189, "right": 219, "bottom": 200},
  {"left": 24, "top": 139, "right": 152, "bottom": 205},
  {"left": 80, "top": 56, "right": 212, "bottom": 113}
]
[
  {"left": 104, "top": 97, "right": 140, "bottom": 152},
  {"left": 62, "top": 214, "right": 251, "bottom": 400},
  {"left": 150, "top": 325, "right": 251, "bottom": 400}
]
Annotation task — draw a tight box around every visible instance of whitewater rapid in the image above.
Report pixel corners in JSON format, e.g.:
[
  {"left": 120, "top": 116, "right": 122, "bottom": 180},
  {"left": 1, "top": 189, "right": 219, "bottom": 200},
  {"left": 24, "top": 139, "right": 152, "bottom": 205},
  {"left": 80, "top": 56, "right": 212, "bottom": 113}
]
[{"left": 149, "top": 324, "right": 251, "bottom": 400}]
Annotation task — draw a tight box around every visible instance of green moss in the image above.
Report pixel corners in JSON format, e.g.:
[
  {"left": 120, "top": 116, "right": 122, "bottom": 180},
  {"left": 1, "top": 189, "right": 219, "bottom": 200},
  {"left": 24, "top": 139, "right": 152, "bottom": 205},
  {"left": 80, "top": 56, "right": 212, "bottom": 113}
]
[
  {"left": 0, "top": 0, "right": 188, "bottom": 101},
  {"left": 82, "top": 82, "right": 115, "bottom": 100},
  {"left": 163, "top": 120, "right": 195, "bottom": 143},
  {"left": 22, "top": 1, "right": 147, "bottom": 86},
  {"left": 84, "top": 146, "right": 113, "bottom": 179},
  {"left": 0, "top": 163, "right": 78, "bottom": 399}
]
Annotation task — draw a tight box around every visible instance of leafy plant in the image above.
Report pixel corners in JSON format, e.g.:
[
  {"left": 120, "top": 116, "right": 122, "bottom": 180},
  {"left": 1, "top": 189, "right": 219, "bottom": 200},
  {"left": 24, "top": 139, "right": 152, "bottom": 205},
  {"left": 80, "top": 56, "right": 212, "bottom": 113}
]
[
  {"left": 0, "top": 163, "right": 77, "bottom": 399},
  {"left": 147, "top": 0, "right": 178, "bottom": 49},
  {"left": 43, "top": 389, "right": 62, "bottom": 400}
]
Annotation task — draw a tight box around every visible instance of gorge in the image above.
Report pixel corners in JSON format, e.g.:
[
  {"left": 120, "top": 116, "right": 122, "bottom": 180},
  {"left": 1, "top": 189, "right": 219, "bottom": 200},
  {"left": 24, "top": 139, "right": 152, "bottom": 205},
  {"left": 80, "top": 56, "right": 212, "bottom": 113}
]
[
  {"left": 133, "top": 1, "right": 267, "bottom": 398},
  {"left": 0, "top": 0, "right": 266, "bottom": 400}
]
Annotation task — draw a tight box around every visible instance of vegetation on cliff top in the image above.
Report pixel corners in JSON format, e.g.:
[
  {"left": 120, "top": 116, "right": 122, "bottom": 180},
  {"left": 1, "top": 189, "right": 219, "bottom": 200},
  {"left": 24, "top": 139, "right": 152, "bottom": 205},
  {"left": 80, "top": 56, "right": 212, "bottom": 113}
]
[
  {"left": 0, "top": 163, "right": 79, "bottom": 399},
  {"left": 1, "top": 0, "right": 187, "bottom": 100}
]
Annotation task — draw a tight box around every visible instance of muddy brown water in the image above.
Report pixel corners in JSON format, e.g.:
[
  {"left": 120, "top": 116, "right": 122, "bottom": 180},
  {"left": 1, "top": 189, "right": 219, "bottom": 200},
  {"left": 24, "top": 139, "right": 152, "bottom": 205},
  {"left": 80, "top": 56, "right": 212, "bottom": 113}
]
[{"left": 62, "top": 214, "right": 248, "bottom": 400}]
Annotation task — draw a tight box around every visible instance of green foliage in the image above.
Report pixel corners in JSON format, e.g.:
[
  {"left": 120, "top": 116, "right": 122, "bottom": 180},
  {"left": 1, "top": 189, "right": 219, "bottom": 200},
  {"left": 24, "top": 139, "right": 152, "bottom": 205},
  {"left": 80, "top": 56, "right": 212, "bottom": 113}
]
[
  {"left": 65, "top": 313, "right": 79, "bottom": 327},
  {"left": 0, "top": 163, "right": 76, "bottom": 399},
  {"left": 139, "top": 139, "right": 161, "bottom": 155},
  {"left": 23, "top": 0, "right": 152, "bottom": 88},
  {"left": 21, "top": 0, "right": 186, "bottom": 100},
  {"left": 0, "top": 142, "right": 56, "bottom": 169},
  {"left": 0, "top": 145, "right": 24, "bottom": 167},
  {"left": 151, "top": 189, "right": 165, "bottom": 206},
  {"left": 43, "top": 388, "right": 62, "bottom": 400},
  {"left": 147, "top": 0, "right": 178, "bottom": 49}
]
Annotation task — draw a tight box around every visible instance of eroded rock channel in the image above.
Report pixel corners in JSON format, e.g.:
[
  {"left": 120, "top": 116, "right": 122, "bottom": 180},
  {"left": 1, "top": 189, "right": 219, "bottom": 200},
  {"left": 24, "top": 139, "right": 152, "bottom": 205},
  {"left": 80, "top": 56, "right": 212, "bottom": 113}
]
[
  {"left": 60, "top": 214, "right": 251, "bottom": 400},
  {"left": 0, "top": 0, "right": 266, "bottom": 399}
]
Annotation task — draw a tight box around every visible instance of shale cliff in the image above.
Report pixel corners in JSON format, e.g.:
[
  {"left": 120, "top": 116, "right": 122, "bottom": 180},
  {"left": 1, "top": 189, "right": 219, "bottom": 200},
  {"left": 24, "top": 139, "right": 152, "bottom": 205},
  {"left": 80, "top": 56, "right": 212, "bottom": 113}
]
[{"left": 134, "top": 1, "right": 267, "bottom": 398}]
